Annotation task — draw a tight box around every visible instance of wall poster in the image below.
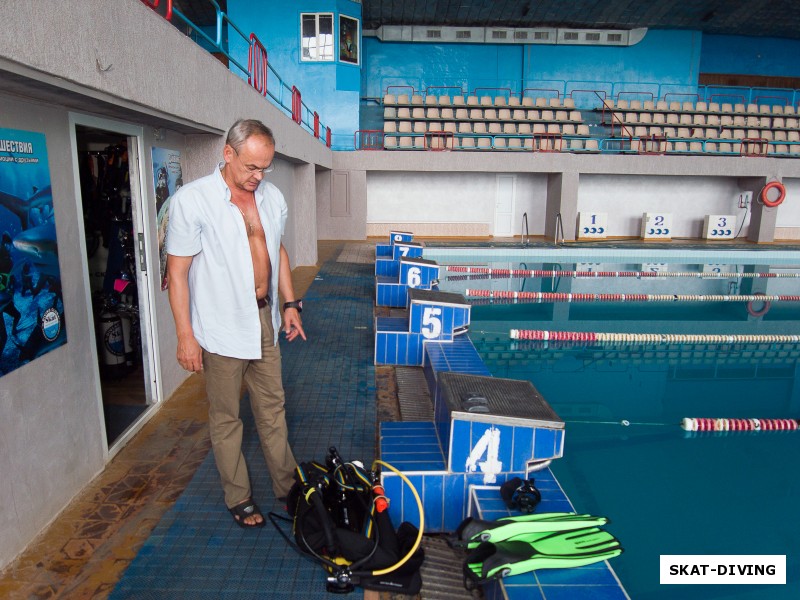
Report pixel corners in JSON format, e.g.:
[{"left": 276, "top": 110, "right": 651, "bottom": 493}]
[
  {"left": 0, "top": 127, "right": 67, "bottom": 376},
  {"left": 339, "top": 15, "right": 359, "bottom": 65},
  {"left": 151, "top": 147, "right": 183, "bottom": 290}
]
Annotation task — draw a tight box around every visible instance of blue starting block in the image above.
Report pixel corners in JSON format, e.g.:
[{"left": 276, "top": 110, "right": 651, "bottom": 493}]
[
  {"left": 375, "top": 289, "right": 469, "bottom": 366},
  {"left": 381, "top": 371, "right": 565, "bottom": 532},
  {"left": 390, "top": 230, "right": 414, "bottom": 244},
  {"left": 376, "top": 230, "right": 416, "bottom": 261},
  {"left": 376, "top": 256, "right": 441, "bottom": 308}
]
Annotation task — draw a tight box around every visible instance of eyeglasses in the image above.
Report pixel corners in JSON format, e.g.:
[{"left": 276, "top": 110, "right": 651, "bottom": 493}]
[{"left": 231, "top": 146, "right": 274, "bottom": 175}]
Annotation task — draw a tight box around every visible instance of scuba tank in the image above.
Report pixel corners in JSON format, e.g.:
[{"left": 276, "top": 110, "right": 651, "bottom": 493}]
[{"left": 97, "top": 307, "right": 126, "bottom": 378}]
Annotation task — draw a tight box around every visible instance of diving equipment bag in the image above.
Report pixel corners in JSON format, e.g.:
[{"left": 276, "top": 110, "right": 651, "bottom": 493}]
[{"left": 277, "top": 447, "right": 424, "bottom": 594}]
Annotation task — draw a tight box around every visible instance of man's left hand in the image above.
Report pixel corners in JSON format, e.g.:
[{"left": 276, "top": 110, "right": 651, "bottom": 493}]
[{"left": 283, "top": 308, "right": 306, "bottom": 342}]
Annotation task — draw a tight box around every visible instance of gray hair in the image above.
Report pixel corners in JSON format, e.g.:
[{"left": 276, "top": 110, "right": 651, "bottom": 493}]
[{"left": 225, "top": 119, "right": 275, "bottom": 152}]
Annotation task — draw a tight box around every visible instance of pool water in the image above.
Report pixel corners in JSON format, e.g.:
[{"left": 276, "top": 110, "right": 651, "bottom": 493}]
[{"left": 434, "top": 252, "right": 800, "bottom": 599}]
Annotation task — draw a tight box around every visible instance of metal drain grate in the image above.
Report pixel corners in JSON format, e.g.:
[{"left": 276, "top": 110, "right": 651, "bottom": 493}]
[
  {"left": 419, "top": 535, "right": 482, "bottom": 599},
  {"left": 395, "top": 367, "right": 435, "bottom": 421}
]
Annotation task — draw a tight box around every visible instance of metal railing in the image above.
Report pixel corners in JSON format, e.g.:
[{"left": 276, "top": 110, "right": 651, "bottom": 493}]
[
  {"left": 377, "top": 79, "right": 800, "bottom": 112},
  {"left": 554, "top": 213, "right": 564, "bottom": 246},
  {"left": 521, "top": 212, "right": 529, "bottom": 246},
  {"left": 140, "top": 0, "right": 331, "bottom": 147}
]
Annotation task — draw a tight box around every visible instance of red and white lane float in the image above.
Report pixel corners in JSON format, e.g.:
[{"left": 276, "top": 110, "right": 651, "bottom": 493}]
[
  {"left": 448, "top": 265, "right": 800, "bottom": 280},
  {"left": 509, "top": 330, "right": 800, "bottom": 344},
  {"left": 681, "top": 417, "right": 799, "bottom": 432},
  {"left": 468, "top": 289, "right": 800, "bottom": 304}
]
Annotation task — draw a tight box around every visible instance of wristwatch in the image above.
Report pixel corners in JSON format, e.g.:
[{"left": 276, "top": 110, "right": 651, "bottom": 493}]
[{"left": 283, "top": 299, "right": 303, "bottom": 313}]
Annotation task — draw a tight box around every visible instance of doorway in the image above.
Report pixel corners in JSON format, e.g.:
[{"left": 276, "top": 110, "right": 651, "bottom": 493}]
[
  {"left": 493, "top": 174, "right": 516, "bottom": 237},
  {"left": 71, "top": 118, "right": 159, "bottom": 448}
]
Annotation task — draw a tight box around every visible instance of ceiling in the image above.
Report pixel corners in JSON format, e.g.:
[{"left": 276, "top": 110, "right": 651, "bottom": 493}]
[
  {"left": 362, "top": 0, "right": 800, "bottom": 40},
  {"left": 177, "top": 0, "right": 800, "bottom": 41}
]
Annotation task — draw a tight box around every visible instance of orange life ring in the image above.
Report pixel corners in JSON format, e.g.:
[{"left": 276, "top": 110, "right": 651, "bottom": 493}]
[
  {"left": 760, "top": 181, "right": 786, "bottom": 208},
  {"left": 747, "top": 293, "right": 771, "bottom": 317}
]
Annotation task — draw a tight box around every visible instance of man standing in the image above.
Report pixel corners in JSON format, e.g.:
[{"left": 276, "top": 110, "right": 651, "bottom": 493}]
[{"left": 167, "top": 119, "right": 305, "bottom": 528}]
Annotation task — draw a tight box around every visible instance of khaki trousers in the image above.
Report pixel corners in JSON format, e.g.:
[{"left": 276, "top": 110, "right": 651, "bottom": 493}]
[{"left": 202, "top": 305, "right": 297, "bottom": 508}]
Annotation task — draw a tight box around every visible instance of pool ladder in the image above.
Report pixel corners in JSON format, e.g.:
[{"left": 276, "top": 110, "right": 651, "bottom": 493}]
[
  {"left": 554, "top": 212, "right": 565, "bottom": 246},
  {"left": 521, "top": 212, "right": 529, "bottom": 246}
]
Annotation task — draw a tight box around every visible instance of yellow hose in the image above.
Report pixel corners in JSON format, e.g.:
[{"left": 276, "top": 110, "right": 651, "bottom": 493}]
[{"left": 369, "top": 459, "right": 425, "bottom": 576}]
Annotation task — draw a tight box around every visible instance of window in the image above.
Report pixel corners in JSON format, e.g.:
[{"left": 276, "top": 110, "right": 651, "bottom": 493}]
[{"left": 301, "top": 13, "right": 333, "bottom": 61}]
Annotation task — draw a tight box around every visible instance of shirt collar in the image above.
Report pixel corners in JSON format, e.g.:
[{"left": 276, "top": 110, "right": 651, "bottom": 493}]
[{"left": 214, "top": 161, "right": 265, "bottom": 206}]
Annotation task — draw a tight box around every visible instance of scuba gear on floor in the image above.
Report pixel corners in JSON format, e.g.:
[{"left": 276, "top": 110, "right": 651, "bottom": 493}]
[
  {"left": 463, "top": 526, "right": 623, "bottom": 589},
  {"left": 269, "top": 446, "right": 425, "bottom": 594},
  {"left": 454, "top": 512, "right": 609, "bottom": 547},
  {"left": 500, "top": 476, "right": 541, "bottom": 513}
]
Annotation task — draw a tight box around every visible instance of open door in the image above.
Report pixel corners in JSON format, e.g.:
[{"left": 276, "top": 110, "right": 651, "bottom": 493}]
[{"left": 69, "top": 115, "right": 160, "bottom": 450}]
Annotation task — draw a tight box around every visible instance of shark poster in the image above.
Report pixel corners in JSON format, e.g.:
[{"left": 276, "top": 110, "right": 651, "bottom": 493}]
[
  {"left": 0, "top": 127, "right": 66, "bottom": 376},
  {"left": 152, "top": 147, "right": 182, "bottom": 290}
]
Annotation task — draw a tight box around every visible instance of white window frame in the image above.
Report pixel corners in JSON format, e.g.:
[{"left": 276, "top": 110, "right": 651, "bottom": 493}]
[{"left": 301, "top": 12, "right": 334, "bottom": 62}]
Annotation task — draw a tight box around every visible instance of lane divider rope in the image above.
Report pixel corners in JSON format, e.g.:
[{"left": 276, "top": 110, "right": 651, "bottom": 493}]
[
  {"left": 681, "top": 417, "right": 798, "bottom": 432},
  {"left": 447, "top": 266, "right": 800, "bottom": 279},
  {"left": 509, "top": 330, "right": 800, "bottom": 344},
  {"left": 466, "top": 290, "right": 800, "bottom": 303}
]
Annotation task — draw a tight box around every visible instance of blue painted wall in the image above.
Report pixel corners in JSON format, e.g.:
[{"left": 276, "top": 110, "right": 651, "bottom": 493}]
[
  {"left": 363, "top": 29, "right": 702, "bottom": 101},
  {"left": 227, "top": 0, "right": 362, "bottom": 149},
  {"left": 217, "top": 3, "right": 800, "bottom": 149},
  {"left": 700, "top": 35, "right": 800, "bottom": 78}
]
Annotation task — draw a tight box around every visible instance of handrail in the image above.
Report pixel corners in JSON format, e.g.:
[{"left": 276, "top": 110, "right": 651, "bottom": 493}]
[
  {"left": 140, "top": 0, "right": 330, "bottom": 147},
  {"left": 380, "top": 78, "right": 800, "bottom": 114},
  {"left": 617, "top": 90, "right": 654, "bottom": 104},
  {"left": 141, "top": 0, "right": 172, "bottom": 20},
  {"left": 521, "top": 212, "right": 529, "bottom": 246},
  {"left": 595, "top": 90, "right": 631, "bottom": 138},
  {"left": 473, "top": 87, "right": 513, "bottom": 100},
  {"left": 425, "top": 85, "right": 464, "bottom": 98},
  {"left": 248, "top": 33, "right": 268, "bottom": 96},
  {"left": 554, "top": 212, "right": 564, "bottom": 246},
  {"left": 523, "top": 87, "right": 560, "bottom": 101}
]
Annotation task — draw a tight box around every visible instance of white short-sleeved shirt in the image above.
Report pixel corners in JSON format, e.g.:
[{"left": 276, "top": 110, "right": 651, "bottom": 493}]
[{"left": 167, "top": 163, "right": 287, "bottom": 359}]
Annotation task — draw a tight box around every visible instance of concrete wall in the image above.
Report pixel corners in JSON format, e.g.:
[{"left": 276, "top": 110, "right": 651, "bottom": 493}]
[
  {"left": 339, "top": 150, "right": 800, "bottom": 241},
  {"left": 701, "top": 35, "right": 800, "bottom": 78},
  {"left": 577, "top": 175, "right": 746, "bottom": 238},
  {"left": 0, "top": 93, "right": 107, "bottom": 570},
  {"left": 317, "top": 163, "right": 368, "bottom": 240},
  {"left": 227, "top": 0, "right": 363, "bottom": 150},
  {"left": 363, "top": 29, "right": 701, "bottom": 102},
  {"left": 2, "top": 0, "right": 800, "bottom": 573},
  {"left": 0, "top": 0, "right": 328, "bottom": 569},
  {"left": 363, "top": 171, "right": 547, "bottom": 238}
]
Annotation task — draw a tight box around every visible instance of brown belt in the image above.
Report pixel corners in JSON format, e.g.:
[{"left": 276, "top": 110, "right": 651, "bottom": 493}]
[{"left": 257, "top": 294, "right": 271, "bottom": 309}]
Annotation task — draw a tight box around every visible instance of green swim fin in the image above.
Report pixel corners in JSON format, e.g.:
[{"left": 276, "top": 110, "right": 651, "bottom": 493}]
[
  {"left": 455, "top": 512, "right": 609, "bottom": 546},
  {"left": 464, "top": 527, "right": 623, "bottom": 587}
]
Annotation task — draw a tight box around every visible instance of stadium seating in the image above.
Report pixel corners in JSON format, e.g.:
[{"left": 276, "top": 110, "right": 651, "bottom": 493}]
[{"left": 380, "top": 90, "right": 800, "bottom": 155}]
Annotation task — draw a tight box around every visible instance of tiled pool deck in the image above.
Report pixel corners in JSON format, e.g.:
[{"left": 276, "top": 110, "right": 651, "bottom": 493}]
[{"left": 4, "top": 237, "right": 798, "bottom": 599}]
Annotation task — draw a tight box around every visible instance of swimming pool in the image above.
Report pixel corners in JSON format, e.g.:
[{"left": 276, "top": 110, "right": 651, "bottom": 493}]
[{"left": 428, "top": 247, "right": 800, "bottom": 599}]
